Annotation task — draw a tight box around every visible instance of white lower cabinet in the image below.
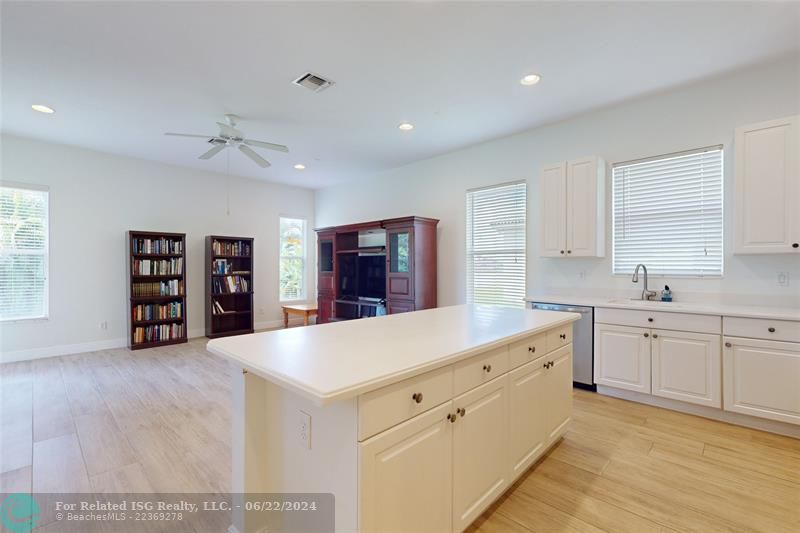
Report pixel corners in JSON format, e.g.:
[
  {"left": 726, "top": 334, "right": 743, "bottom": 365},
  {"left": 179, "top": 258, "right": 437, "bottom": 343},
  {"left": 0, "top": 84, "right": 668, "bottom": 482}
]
[
  {"left": 359, "top": 401, "right": 454, "bottom": 533},
  {"left": 544, "top": 345, "right": 573, "bottom": 441},
  {"left": 723, "top": 337, "right": 800, "bottom": 425},
  {"left": 358, "top": 335, "right": 575, "bottom": 533},
  {"left": 594, "top": 323, "right": 651, "bottom": 393},
  {"left": 652, "top": 330, "right": 721, "bottom": 408},
  {"left": 452, "top": 376, "right": 508, "bottom": 531},
  {"left": 507, "top": 358, "right": 546, "bottom": 478}
]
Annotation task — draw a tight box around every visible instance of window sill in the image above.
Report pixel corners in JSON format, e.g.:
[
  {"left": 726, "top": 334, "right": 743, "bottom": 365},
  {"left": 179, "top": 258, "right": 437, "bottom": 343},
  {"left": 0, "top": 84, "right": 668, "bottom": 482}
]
[{"left": 1, "top": 315, "right": 49, "bottom": 324}]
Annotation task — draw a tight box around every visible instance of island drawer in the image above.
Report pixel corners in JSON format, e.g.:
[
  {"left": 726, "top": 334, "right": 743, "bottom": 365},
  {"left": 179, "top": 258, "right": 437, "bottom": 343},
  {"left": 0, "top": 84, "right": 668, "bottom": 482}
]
[
  {"left": 723, "top": 317, "right": 800, "bottom": 343},
  {"left": 595, "top": 307, "right": 720, "bottom": 334},
  {"left": 358, "top": 366, "right": 454, "bottom": 441},
  {"left": 546, "top": 324, "right": 573, "bottom": 352},
  {"left": 509, "top": 333, "right": 546, "bottom": 369},
  {"left": 453, "top": 346, "right": 509, "bottom": 396}
]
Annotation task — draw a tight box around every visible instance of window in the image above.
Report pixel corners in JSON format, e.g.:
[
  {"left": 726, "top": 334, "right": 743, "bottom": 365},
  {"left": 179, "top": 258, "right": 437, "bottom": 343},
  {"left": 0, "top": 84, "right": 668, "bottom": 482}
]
[
  {"left": 613, "top": 146, "right": 723, "bottom": 277},
  {"left": 0, "top": 184, "right": 49, "bottom": 321},
  {"left": 279, "top": 217, "right": 306, "bottom": 301},
  {"left": 466, "top": 182, "right": 527, "bottom": 307}
]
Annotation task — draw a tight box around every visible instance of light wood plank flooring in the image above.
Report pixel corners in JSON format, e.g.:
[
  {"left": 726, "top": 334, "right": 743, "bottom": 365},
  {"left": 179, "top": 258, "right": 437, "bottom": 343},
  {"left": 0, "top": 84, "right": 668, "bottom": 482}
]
[{"left": 2, "top": 338, "right": 799, "bottom": 532}]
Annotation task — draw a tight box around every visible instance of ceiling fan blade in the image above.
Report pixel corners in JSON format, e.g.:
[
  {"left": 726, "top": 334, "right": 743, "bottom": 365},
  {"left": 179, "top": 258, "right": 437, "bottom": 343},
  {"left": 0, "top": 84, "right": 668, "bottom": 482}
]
[
  {"left": 199, "top": 144, "right": 227, "bottom": 160},
  {"left": 239, "top": 144, "right": 271, "bottom": 168},
  {"left": 216, "top": 122, "right": 243, "bottom": 139},
  {"left": 243, "top": 139, "right": 289, "bottom": 153},
  {"left": 165, "top": 132, "right": 213, "bottom": 138}
]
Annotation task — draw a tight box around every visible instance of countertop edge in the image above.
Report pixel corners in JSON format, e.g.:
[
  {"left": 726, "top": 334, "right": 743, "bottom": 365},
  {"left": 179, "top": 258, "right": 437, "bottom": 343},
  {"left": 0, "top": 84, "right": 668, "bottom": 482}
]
[
  {"left": 525, "top": 296, "right": 800, "bottom": 321},
  {"left": 208, "top": 312, "right": 580, "bottom": 406}
]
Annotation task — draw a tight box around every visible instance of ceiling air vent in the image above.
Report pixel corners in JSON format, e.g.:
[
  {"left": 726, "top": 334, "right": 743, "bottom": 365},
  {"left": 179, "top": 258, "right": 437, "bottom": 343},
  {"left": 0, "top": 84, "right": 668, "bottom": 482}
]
[{"left": 293, "top": 72, "right": 334, "bottom": 93}]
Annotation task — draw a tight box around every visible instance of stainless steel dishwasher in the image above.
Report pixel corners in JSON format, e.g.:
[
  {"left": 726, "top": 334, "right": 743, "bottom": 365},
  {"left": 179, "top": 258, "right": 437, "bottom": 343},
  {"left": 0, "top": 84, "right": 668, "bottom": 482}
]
[{"left": 531, "top": 302, "right": 595, "bottom": 390}]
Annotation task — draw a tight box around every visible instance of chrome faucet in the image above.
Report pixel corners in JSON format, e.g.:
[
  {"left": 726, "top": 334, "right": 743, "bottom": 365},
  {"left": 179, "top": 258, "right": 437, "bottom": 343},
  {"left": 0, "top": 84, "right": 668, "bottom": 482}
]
[{"left": 632, "top": 264, "right": 657, "bottom": 301}]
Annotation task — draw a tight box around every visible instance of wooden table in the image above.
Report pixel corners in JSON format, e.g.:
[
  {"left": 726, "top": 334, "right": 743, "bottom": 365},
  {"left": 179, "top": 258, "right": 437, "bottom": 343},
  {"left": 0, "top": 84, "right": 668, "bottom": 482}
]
[{"left": 282, "top": 303, "right": 318, "bottom": 327}]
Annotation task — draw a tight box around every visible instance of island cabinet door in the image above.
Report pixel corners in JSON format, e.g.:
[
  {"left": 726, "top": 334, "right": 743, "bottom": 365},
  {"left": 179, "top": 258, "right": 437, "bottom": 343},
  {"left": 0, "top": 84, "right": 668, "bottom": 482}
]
[
  {"left": 358, "top": 401, "right": 453, "bottom": 533},
  {"left": 452, "top": 376, "right": 509, "bottom": 532},
  {"left": 594, "top": 323, "right": 651, "bottom": 393},
  {"left": 507, "top": 357, "right": 546, "bottom": 479},
  {"left": 544, "top": 345, "right": 573, "bottom": 443}
]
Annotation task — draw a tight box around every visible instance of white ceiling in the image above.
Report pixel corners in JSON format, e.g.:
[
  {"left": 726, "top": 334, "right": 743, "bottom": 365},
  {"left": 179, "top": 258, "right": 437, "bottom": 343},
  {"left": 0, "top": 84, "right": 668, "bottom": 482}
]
[{"left": 2, "top": 2, "right": 799, "bottom": 189}]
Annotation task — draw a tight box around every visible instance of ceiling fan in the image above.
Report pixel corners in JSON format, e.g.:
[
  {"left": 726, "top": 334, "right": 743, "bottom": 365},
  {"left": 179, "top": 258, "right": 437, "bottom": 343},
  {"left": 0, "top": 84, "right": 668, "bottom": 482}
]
[{"left": 164, "top": 114, "right": 288, "bottom": 168}]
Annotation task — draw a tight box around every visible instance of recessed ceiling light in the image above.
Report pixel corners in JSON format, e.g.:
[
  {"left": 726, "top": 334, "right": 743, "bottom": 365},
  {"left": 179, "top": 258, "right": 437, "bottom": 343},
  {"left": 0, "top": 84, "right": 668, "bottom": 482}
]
[
  {"left": 519, "top": 73, "right": 541, "bottom": 86},
  {"left": 31, "top": 104, "right": 55, "bottom": 114},
  {"left": 293, "top": 163, "right": 306, "bottom": 170},
  {"left": 398, "top": 122, "right": 414, "bottom": 131}
]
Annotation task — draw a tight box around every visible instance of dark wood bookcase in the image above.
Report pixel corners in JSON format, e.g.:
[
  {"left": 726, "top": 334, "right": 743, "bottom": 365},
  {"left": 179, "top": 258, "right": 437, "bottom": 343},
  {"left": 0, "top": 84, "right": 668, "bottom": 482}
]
[
  {"left": 205, "top": 235, "right": 254, "bottom": 338},
  {"left": 128, "top": 230, "right": 188, "bottom": 350}
]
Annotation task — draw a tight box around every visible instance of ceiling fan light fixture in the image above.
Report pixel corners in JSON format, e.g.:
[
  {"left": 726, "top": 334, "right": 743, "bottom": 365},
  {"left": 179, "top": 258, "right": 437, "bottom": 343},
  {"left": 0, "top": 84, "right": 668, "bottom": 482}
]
[
  {"left": 294, "top": 164, "right": 306, "bottom": 170},
  {"left": 398, "top": 122, "right": 414, "bottom": 131}
]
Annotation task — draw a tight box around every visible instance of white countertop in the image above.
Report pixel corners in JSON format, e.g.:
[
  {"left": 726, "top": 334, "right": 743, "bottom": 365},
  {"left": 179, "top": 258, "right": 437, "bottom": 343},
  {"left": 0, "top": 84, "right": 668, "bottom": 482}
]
[
  {"left": 526, "top": 294, "right": 799, "bottom": 321},
  {"left": 207, "top": 304, "right": 579, "bottom": 405}
]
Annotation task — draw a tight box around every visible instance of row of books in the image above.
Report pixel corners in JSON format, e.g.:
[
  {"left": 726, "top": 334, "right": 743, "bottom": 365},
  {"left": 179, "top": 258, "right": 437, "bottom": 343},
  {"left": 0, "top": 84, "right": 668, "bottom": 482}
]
[
  {"left": 133, "top": 237, "right": 183, "bottom": 255},
  {"left": 211, "top": 301, "right": 228, "bottom": 315},
  {"left": 133, "top": 323, "right": 184, "bottom": 344},
  {"left": 132, "top": 302, "right": 183, "bottom": 322},
  {"left": 213, "top": 240, "right": 251, "bottom": 257},
  {"left": 132, "top": 258, "right": 183, "bottom": 276},
  {"left": 212, "top": 259, "right": 250, "bottom": 276},
  {"left": 212, "top": 275, "right": 250, "bottom": 294},
  {"left": 132, "top": 279, "right": 184, "bottom": 297}
]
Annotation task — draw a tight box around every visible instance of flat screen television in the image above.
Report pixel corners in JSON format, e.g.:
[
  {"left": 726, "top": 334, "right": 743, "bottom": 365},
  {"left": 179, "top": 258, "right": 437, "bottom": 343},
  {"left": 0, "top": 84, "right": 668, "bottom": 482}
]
[{"left": 358, "top": 255, "right": 386, "bottom": 299}]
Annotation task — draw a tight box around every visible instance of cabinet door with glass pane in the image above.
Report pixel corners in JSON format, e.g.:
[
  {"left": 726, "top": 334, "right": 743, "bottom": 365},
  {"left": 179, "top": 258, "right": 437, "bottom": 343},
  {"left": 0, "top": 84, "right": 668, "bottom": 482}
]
[{"left": 386, "top": 227, "right": 414, "bottom": 300}]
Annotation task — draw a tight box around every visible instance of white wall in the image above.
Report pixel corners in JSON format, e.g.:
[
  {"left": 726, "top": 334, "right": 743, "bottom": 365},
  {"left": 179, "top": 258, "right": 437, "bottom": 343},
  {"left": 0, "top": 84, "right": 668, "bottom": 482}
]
[
  {"left": 0, "top": 135, "right": 316, "bottom": 362},
  {"left": 316, "top": 56, "right": 800, "bottom": 308}
]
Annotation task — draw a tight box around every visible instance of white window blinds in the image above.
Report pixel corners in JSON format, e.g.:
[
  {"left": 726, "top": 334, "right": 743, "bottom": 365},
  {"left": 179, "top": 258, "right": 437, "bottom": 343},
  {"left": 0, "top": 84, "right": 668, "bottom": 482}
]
[
  {"left": 0, "top": 185, "right": 49, "bottom": 320},
  {"left": 466, "top": 182, "right": 527, "bottom": 307},
  {"left": 613, "top": 147, "right": 723, "bottom": 277}
]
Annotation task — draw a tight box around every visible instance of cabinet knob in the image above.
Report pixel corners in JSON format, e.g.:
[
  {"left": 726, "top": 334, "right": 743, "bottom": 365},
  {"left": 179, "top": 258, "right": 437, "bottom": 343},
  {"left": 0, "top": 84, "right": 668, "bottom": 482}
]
[
  {"left": 447, "top": 413, "right": 457, "bottom": 423},
  {"left": 560, "top": 250, "right": 565, "bottom": 255},
  {"left": 647, "top": 317, "right": 654, "bottom": 323},
  {"left": 793, "top": 243, "right": 799, "bottom": 248},
  {"left": 528, "top": 346, "right": 536, "bottom": 353},
  {"left": 567, "top": 250, "right": 572, "bottom": 254},
  {"left": 559, "top": 333, "right": 567, "bottom": 340},
  {"left": 644, "top": 333, "right": 650, "bottom": 338},
  {"left": 652, "top": 333, "right": 658, "bottom": 338},
  {"left": 768, "top": 327, "right": 776, "bottom": 333},
  {"left": 411, "top": 392, "right": 423, "bottom": 404},
  {"left": 457, "top": 407, "right": 466, "bottom": 417},
  {"left": 483, "top": 364, "right": 492, "bottom": 373},
  {"left": 725, "top": 342, "right": 732, "bottom": 348}
]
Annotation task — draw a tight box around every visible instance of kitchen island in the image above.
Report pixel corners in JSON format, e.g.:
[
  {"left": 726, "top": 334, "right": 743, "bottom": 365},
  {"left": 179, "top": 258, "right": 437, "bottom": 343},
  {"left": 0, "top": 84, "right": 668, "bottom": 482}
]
[{"left": 207, "top": 304, "right": 579, "bottom": 533}]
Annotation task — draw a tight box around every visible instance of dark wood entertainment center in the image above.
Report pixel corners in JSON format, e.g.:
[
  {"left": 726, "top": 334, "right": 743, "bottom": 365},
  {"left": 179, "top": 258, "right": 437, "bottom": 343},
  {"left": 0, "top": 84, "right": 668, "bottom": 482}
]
[{"left": 315, "top": 216, "right": 438, "bottom": 324}]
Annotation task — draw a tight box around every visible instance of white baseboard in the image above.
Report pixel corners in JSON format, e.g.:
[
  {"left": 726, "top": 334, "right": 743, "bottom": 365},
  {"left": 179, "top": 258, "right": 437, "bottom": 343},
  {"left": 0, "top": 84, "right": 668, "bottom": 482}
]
[
  {"left": 1, "top": 318, "right": 314, "bottom": 363},
  {"left": 1, "top": 337, "right": 128, "bottom": 364},
  {"left": 597, "top": 385, "right": 800, "bottom": 439}
]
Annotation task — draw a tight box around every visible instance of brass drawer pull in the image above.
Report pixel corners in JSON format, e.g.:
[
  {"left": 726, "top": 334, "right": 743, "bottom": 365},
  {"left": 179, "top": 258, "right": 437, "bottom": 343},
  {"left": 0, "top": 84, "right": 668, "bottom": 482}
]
[
  {"left": 411, "top": 392, "right": 423, "bottom": 404},
  {"left": 483, "top": 364, "right": 492, "bottom": 373}
]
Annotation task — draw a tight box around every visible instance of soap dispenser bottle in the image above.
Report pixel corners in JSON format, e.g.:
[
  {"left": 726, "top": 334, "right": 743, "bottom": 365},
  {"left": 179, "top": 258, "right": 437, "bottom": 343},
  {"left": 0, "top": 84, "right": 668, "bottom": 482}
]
[{"left": 661, "top": 285, "right": 673, "bottom": 302}]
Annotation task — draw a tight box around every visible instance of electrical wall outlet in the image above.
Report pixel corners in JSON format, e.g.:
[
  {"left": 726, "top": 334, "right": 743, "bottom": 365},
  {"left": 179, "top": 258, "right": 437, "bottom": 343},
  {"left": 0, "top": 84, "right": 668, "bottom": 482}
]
[
  {"left": 298, "top": 410, "right": 312, "bottom": 450},
  {"left": 777, "top": 272, "right": 790, "bottom": 287},
  {"left": 99, "top": 320, "right": 108, "bottom": 330}
]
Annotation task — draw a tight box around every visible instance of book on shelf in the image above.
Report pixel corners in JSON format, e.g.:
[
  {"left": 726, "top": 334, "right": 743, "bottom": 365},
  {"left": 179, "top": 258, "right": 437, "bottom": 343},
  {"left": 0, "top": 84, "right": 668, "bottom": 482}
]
[
  {"left": 212, "top": 239, "right": 251, "bottom": 257},
  {"left": 132, "top": 302, "right": 183, "bottom": 322},
  {"left": 212, "top": 275, "right": 249, "bottom": 294},
  {"left": 212, "top": 301, "right": 226, "bottom": 315},
  {"left": 132, "top": 257, "right": 183, "bottom": 276},
  {"left": 132, "top": 237, "right": 183, "bottom": 255},
  {"left": 212, "top": 259, "right": 229, "bottom": 274},
  {"left": 132, "top": 279, "right": 184, "bottom": 297},
  {"left": 133, "top": 323, "right": 184, "bottom": 344}
]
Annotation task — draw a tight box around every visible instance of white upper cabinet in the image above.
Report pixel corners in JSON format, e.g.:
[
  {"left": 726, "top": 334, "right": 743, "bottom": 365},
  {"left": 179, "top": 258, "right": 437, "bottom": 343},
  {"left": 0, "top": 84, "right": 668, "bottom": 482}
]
[
  {"left": 734, "top": 115, "right": 799, "bottom": 254},
  {"left": 539, "top": 157, "right": 605, "bottom": 257},
  {"left": 540, "top": 163, "right": 567, "bottom": 257}
]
